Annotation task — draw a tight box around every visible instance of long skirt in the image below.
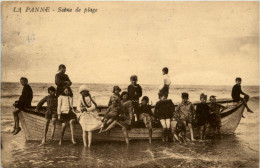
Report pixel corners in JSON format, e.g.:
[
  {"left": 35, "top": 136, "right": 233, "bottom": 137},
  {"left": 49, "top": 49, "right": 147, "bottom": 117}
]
[{"left": 78, "top": 112, "right": 103, "bottom": 132}]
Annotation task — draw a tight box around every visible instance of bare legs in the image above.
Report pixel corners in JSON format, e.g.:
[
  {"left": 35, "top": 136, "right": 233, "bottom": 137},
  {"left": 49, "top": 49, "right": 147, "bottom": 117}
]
[
  {"left": 70, "top": 119, "right": 76, "bottom": 144},
  {"left": 82, "top": 131, "right": 93, "bottom": 147},
  {"left": 12, "top": 109, "right": 21, "bottom": 135},
  {"left": 59, "top": 123, "right": 66, "bottom": 145},
  {"left": 50, "top": 119, "right": 57, "bottom": 140},
  {"left": 199, "top": 125, "right": 206, "bottom": 140},
  {"left": 41, "top": 119, "right": 50, "bottom": 144},
  {"left": 122, "top": 127, "right": 129, "bottom": 146},
  {"left": 142, "top": 117, "right": 153, "bottom": 144},
  {"left": 160, "top": 119, "right": 171, "bottom": 142},
  {"left": 187, "top": 123, "right": 195, "bottom": 141}
]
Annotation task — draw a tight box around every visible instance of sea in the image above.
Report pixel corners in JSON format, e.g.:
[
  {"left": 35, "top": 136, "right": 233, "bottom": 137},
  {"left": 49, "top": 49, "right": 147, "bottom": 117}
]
[{"left": 1, "top": 82, "right": 259, "bottom": 167}]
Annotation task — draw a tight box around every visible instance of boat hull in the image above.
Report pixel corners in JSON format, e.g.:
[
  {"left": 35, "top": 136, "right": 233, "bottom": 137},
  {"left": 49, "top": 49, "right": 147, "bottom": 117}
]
[{"left": 18, "top": 101, "right": 245, "bottom": 141}]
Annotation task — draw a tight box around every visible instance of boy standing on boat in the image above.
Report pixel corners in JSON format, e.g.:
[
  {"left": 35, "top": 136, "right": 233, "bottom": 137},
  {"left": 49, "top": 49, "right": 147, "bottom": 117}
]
[
  {"left": 159, "top": 67, "right": 171, "bottom": 98},
  {"left": 231, "top": 77, "right": 253, "bottom": 113},
  {"left": 12, "top": 77, "right": 33, "bottom": 135},
  {"left": 208, "top": 95, "right": 226, "bottom": 139},
  {"left": 35, "top": 86, "right": 58, "bottom": 144},
  {"left": 128, "top": 75, "right": 142, "bottom": 121},
  {"left": 195, "top": 93, "right": 210, "bottom": 140},
  {"left": 175, "top": 92, "right": 195, "bottom": 141},
  {"left": 55, "top": 64, "right": 72, "bottom": 97}
]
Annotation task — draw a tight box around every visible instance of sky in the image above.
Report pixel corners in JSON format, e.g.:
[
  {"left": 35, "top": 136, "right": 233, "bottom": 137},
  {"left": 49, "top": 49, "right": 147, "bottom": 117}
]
[{"left": 1, "top": 1, "right": 259, "bottom": 85}]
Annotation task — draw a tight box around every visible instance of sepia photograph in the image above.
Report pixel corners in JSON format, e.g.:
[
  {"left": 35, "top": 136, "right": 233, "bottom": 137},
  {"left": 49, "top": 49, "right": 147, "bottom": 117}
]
[{"left": 1, "top": 1, "right": 259, "bottom": 167}]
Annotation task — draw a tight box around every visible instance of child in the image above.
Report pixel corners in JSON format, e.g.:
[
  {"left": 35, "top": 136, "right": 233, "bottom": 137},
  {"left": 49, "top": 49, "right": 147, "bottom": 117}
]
[
  {"left": 175, "top": 92, "right": 195, "bottom": 141},
  {"left": 128, "top": 75, "right": 142, "bottom": 121},
  {"left": 154, "top": 92, "right": 175, "bottom": 142},
  {"left": 77, "top": 85, "right": 102, "bottom": 147},
  {"left": 159, "top": 67, "right": 171, "bottom": 98},
  {"left": 57, "top": 86, "right": 77, "bottom": 145},
  {"left": 139, "top": 96, "right": 154, "bottom": 144},
  {"left": 175, "top": 119, "right": 187, "bottom": 144},
  {"left": 35, "top": 86, "right": 58, "bottom": 144},
  {"left": 108, "top": 86, "right": 121, "bottom": 106},
  {"left": 55, "top": 64, "right": 72, "bottom": 97},
  {"left": 231, "top": 77, "right": 253, "bottom": 112},
  {"left": 12, "top": 77, "right": 33, "bottom": 135},
  {"left": 195, "top": 93, "right": 210, "bottom": 140},
  {"left": 208, "top": 95, "right": 226, "bottom": 139},
  {"left": 100, "top": 98, "right": 120, "bottom": 133}
]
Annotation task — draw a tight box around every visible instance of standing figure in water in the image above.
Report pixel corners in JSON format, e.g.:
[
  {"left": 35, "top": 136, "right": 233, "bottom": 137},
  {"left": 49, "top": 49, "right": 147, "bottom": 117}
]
[
  {"left": 176, "top": 92, "right": 195, "bottom": 141},
  {"left": 12, "top": 77, "right": 33, "bottom": 135},
  {"left": 159, "top": 67, "right": 171, "bottom": 99},
  {"left": 35, "top": 86, "right": 58, "bottom": 144},
  {"left": 128, "top": 75, "right": 142, "bottom": 121},
  {"left": 154, "top": 92, "right": 175, "bottom": 142},
  {"left": 55, "top": 64, "right": 72, "bottom": 97},
  {"left": 57, "top": 86, "right": 77, "bottom": 145},
  {"left": 231, "top": 77, "right": 253, "bottom": 113},
  {"left": 195, "top": 93, "right": 210, "bottom": 141}
]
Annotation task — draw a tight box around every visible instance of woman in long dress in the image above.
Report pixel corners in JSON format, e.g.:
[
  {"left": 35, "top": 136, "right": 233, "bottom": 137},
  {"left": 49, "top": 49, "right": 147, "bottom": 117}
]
[
  {"left": 104, "top": 91, "right": 134, "bottom": 145},
  {"left": 77, "top": 85, "right": 103, "bottom": 147}
]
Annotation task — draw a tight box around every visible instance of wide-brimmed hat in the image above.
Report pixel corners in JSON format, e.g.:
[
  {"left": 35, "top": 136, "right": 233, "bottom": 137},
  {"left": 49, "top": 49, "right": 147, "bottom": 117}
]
[{"left": 79, "top": 85, "right": 89, "bottom": 93}]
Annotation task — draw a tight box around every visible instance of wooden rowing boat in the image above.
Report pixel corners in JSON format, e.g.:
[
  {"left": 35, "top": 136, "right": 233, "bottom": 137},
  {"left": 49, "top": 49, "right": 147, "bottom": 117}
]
[{"left": 18, "top": 98, "right": 246, "bottom": 141}]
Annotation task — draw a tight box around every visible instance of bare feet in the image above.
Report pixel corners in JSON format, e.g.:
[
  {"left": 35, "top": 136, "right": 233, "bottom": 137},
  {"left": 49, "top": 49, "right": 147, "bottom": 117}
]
[
  {"left": 41, "top": 139, "right": 46, "bottom": 145},
  {"left": 247, "top": 109, "right": 254, "bottom": 113},
  {"left": 59, "top": 140, "right": 62, "bottom": 145},
  {"left": 72, "top": 139, "right": 76, "bottom": 144}
]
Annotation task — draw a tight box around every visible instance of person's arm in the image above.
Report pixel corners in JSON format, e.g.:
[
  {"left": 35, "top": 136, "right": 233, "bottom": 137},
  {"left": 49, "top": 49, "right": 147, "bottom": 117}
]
[
  {"left": 57, "top": 96, "right": 62, "bottom": 120},
  {"left": 138, "top": 85, "right": 142, "bottom": 98},
  {"left": 128, "top": 102, "right": 134, "bottom": 121},
  {"left": 170, "top": 100, "right": 175, "bottom": 119},
  {"left": 70, "top": 97, "right": 75, "bottom": 113},
  {"left": 239, "top": 85, "right": 246, "bottom": 95},
  {"left": 108, "top": 96, "right": 112, "bottom": 106},
  {"left": 35, "top": 96, "right": 47, "bottom": 112},
  {"left": 65, "top": 75, "right": 72, "bottom": 86}
]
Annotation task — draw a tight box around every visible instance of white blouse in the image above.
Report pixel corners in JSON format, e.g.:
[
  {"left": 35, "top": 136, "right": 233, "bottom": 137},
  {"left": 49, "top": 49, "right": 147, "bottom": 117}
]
[
  {"left": 77, "top": 96, "right": 96, "bottom": 112},
  {"left": 159, "top": 74, "right": 171, "bottom": 90},
  {"left": 57, "top": 96, "right": 74, "bottom": 115}
]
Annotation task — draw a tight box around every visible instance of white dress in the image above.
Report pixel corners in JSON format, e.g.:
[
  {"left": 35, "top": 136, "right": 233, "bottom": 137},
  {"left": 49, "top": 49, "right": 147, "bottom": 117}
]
[{"left": 77, "top": 96, "right": 102, "bottom": 131}]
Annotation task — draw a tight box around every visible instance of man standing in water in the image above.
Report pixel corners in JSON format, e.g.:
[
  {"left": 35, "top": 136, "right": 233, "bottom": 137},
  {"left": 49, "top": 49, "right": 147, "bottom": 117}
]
[
  {"left": 159, "top": 67, "right": 171, "bottom": 98},
  {"left": 231, "top": 77, "right": 253, "bottom": 113},
  {"left": 55, "top": 64, "right": 72, "bottom": 97},
  {"left": 12, "top": 77, "right": 33, "bottom": 135}
]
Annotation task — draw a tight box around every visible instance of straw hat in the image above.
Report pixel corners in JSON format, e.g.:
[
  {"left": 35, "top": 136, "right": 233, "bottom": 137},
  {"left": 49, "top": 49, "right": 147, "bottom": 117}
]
[{"left": 79, "top": 85, "right": 89, "bottom": 93}]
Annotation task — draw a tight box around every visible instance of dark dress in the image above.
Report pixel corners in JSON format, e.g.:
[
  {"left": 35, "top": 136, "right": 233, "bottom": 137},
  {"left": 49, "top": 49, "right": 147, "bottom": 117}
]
[
  {"left": 36, "top": 95, "right": 58, "bottom": 119},
  {"left": 154, "top": 99, "right": 175, "bottom": 120},
  {"left": 16, "top": 84, "right": 33, "bottom": 109},
  {"left": 55, "top": 72, "right": 72, "bottom": 96},
  {"left": 118, "top": 100, "right": 134, "bottom": 129},
  {"left": 195, "top": 103, "right": 210, "bottom": 126},
  {"left": 231, "top": 84, "right": 243, "bottom": 102}
]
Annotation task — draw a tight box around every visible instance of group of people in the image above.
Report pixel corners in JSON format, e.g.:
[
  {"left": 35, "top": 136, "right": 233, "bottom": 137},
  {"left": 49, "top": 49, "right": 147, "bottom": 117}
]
[{"left": 11, "top": 64, "right": 253, "bottom": 147}]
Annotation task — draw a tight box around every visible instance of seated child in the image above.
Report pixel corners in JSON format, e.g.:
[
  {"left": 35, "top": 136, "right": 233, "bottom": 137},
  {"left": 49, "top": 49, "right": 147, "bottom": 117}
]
[
  {"left": 108, "top": 86, "right": 121, "bottom": 106},
  {"left": 154, "top": 92, "right": 175, "bottom": 142},
  {"left": 12, "top": 77, "right": 33, "bottom": 135},
  {"left": 208, "top": 95, "right": 226, "bottom": 139},
  {"left": 35, "top": 86, "right": 58, "bottom": 144},
  {"left": 99, "top": 98, "right": 120, "bottom": 133},
  {"left": 138, "top": 96, "right": 154, "bottom": 144},
  {"left": 195, "top": 93, "right": 210, "bottom": 140}
]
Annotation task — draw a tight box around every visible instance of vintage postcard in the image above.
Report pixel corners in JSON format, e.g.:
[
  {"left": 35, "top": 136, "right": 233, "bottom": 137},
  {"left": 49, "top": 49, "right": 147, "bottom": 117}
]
[{"left": 1, "top": 1, "right": 259, "bottom": 167}]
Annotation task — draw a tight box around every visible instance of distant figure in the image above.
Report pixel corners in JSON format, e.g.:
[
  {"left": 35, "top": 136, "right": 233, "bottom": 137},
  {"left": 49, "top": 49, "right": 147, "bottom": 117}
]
[
  {"left": 77, "top": 85, "right": 102, "bottom": 147},
  {"left": 128, "top": 75, "right": 142, "bottom": 121},
  {"left": 195, "top": 93, "right": 210, "bottom": 141},
  {"left": 208, "top": 95, "right": 226, "bottom": 139},
  {"left": 35, "top": 86, "right": 58, "bottom": 144},
  {"left": 55, "top": 64, "right": 72, "bottom": 97},
  {"left": 138, "top": 96, "right": 154, "bottom": 144},
  {"left": 154, "top": 92, "right": 175, "bottom": 142},
  {"left": 175, "top": 92, "right": 195, "bottom": 141},
  {"left": 12, "top": 77, "right": 33, "bottom": 135},
  {"left": 159, "top": 67, "right": 171, "bottom": 98},
  {"left": 57, "top": 86, "right": 77, "bottom": 145},
  {"left": 231, "top": 77, "right": 253, "bottom": 113},
  {"left": 108, "top": 86, "right": 121, "bottom": 107},
  {"left": 100, "top": 97, "right": 120, "bottom": 133}
]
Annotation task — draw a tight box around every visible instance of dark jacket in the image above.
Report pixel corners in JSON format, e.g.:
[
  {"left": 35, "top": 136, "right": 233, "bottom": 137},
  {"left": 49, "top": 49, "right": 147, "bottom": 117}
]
[
  {"left": 154, "top": 99, "right": 175, "bottom": 120},
  {"left": 231, "top": 84, "right": 244, "bottom": 101},
  {"left": 127, "top": 84, "right": 142, "bottom": 102},
  {"left": 36, "top": 95, "right": 58, "bottom": 114},
  {"left": 138, "top": 104, "right": 153, "bottom": 116},
  {"left": 55, "top": 72, "right": 72, "bottom": 96},
  {"left": 195, "top": 103, "right": 210, "bottom": 126},
  {"left": 16, "top": 84, "right": 33, "bottom": 109}
]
